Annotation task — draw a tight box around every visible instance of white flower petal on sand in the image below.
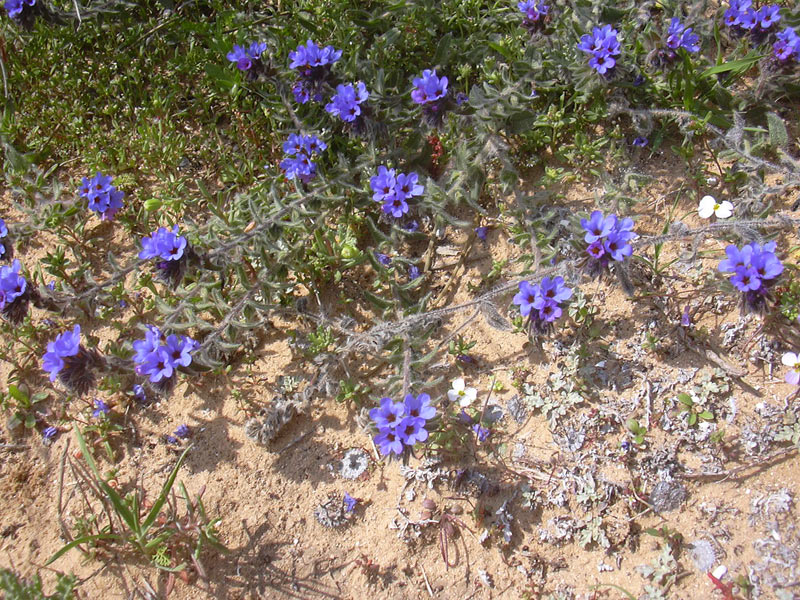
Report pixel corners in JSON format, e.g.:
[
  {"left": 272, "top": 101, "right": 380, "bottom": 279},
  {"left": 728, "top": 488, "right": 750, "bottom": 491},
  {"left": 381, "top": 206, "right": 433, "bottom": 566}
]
[
  {"left": 715, "top": 200, "right": 733, "bottom": 219},
  {"left": 447, "top": 378, "right": 477, "bottom": 407},
  {"left": 698, "top": 195, "right": 716, "bottom": 218},
  {"left": 782, "top": 352, "right": 798, "bottom": 367}
]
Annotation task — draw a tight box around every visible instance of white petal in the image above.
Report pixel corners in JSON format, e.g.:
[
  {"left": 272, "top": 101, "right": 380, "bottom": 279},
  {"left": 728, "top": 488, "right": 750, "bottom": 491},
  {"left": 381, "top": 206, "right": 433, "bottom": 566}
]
[
  {"left": 459, "top": 396, "right": 473, "bottom": 407},
  {"left": 715, "top": 201, "right": 733, "bottom": 219},
  {"left": 782, "top": 352, "right": 798, "bottom": 366},
  {"left": 451, "top": 378, "right": 465, "bottom": 392},
  {"left": 447, "top": 390, "right": 460, "bottom": 403},
  {"left": 697, "top": 204, "right": 714, "bottom": 219}
]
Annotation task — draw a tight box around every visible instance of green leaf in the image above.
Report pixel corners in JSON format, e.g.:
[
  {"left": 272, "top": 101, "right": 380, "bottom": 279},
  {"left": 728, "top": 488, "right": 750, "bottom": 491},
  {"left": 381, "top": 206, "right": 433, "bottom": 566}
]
[
  {"left": 766, "top": 112, "right": 788, "bottom": 149},
  {"left": 699, "top": 410, "right": 714, "bottom": 420},
  {"left": 689, "top": 413, "right": 698, "bottom": 426},
  {"left": 45, "top": 533, "right": 121, "bottom": 565},
  {"left": 677, "top": 393, "right": 693, "bottom": 406},
  {"left": 141, "top": 445, "right": 191, "bottom": 533},
  {"left": 8, "top": 384, "right": 27, "bottom": 403},
  {"left": 74, "top": 427, "right": 140, "bottom": 535},
  {"left": 701, "top": 53, "right": 764, "bottom": 78}
]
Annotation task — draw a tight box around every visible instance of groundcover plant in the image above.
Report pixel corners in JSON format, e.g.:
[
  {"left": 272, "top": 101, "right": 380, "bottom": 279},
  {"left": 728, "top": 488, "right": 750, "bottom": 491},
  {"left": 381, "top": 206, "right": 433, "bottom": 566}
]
[{"left": 0, "top": 0, "right": 800, "bottom": 598}]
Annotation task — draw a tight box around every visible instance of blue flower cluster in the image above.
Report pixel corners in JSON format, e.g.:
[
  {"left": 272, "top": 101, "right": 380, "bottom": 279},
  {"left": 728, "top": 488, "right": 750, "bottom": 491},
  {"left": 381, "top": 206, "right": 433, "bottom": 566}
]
[
  {"left": 78, "top": 172, "right": 124, "bottom": 221},
  {"left": 666, "top": 18, "right": 700, "bottom": 53},
  {"left": 411, "top": 70, "right": 448, "bottom": 105},
  {"left": 288, "top": 39, "right": 342, "bottom": 105},
  {"left": 370, "top": 166, "right": 424, "bottom": 218},
  {"left": 517, "top": 1, "right": 548, "bottom": 26},
  {"left": 139, "top": 225, "right": 187, "bottom": 262},
  {"left": 4, "top": 0, "right": 34, "bottom": 19},
  {"left": 42, "top": 325, "right": 81, "bottom": 382},
  {"left": 139, "top": 225, "right": 191, "bottom": 287},
  {"left": 289, "top": 39, "right": 342, "bottom": 71},
  {"left": 226, "top": 42, "right": 267, "bottom": 72},
  {"left": 325, "top": 82, "right": 369, "bottom": 123},
  {"left": 280, "top": 133, "right": 327, "bottom": 183},
  {"left": 132, "top": 325, "right": 198, "bottom": 385},
  {"left": 774, "top": 28, "right": 800, "bottom": 62},
  {"left": 369, "top": 394, "right": 436, "bottom": 456},
  {"left": 578, "top": 25, "right": 621, "bottom": 75},
  {"left": 581, "top": 211, "right": 635, "bottom": 268},
  {"left": 42, "top": 325, "right": 103, "bottom": 396},
  {"left": 724, "top": 1, "right": 781, "bottom": 32},
  {"left": 513, "top": 276, "right": 572, "bottom": 333},
  {"left": 0, "top": 259, "right": 26, "bottom": 312},
  {"left": 718, "top": 242, "right": 783, "bottom": 312},
  {"left": 0, "top": 218, "right": 10, "bottom": 260}
]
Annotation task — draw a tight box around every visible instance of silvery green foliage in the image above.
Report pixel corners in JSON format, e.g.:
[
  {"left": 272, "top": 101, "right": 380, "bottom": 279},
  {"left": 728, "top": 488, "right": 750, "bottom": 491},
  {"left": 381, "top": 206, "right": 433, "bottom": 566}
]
[
  {"left": 577, "top": 516, "right": 609, "bottom": 550},
  {"left": 521, "top": 344, "right": 587, "bottom": 428},
  {"left": 637, "top": 544, "right": 679, "bottom": 589}
]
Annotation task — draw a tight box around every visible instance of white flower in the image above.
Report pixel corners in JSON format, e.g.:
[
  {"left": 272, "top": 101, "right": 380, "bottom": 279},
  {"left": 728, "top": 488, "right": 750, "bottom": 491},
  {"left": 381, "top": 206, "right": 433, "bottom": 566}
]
[
  {"left": 698, "top": 195, "right": 733, "bottom": 219},
  {"left": 447, "top": 378, "right": 477, "bottom": 407},
  {"left": 782, "top": 352, "right": 800, "bottom": 385}
]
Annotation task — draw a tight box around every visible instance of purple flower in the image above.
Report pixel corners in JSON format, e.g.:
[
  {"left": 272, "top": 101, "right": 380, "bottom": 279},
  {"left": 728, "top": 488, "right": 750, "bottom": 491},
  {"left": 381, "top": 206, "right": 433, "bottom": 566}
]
[
  {"left": 133, "top": 327, "right": 196, "bottom": 384},
  {"left": 719, "top": 242, "right": 783, "bottom": 303},
  {"left": 404, "top": 220, "right": 420, "bottom": 233},
  {"left": 578, "top": 25, "right": 621, "bottom": 74},
  {"left": 92, "top": 399, "right": 110, "bottom": 418},
  {"left": 665, "top": 18, "right": 700, "bottom": 53},
  {"left": 408, "top": 265, "right": 421, "bottom": 280},
  {"left": 132, "top": 384, "right": 148, "bottom": 404},
  {"left": 292, "top": 80, "right": 311, "bottom": 104},
  {"left": 411, "top": 69, "right": 448, "bottom": 105},
  {"left": 538, "top": 276, "right": 573, "bottom": 304},
  {"left": 174, "top": 424, "right": 191, "bottom": 439},
  {"left": 472, "top": 423, "right": 491, "bottom": 442},
  {"left": 374, "top": 427, "right": 404, "bottom": 456},
  {"left": 288, "top": 39, "right": 342, "bottom": 70},
  {"left": 397, "top": 416, "right": 429, "bottom": 445},
  {"left": 475, "top": 226, "right": 488, "bottom": 241},
  {"left": 0, "top": 218, "right": 8, "bottom": 239},
  {"left": 603, "top": 230, "right": 634, "bottom": 261},
  {"left": 394, "top": 172, "right": 424, "bottom": 201},
  {"left": 4, "top": 0, "right": 32, "bottom": 18},
  {"left": 42, "top": 325, "right": 81, "bottom": 382},
  {"left": 537, "top": 299, "right": 562, "bottom": 322},
  {"left": 78, "top": 172, "right": 124, "bottom": 221},
  {"left": 369, "top": 397, "right": 405, "bottom": 430},
  {"left": 681, "top": 306, "right": 691, "bottom": 327},
  {"left": 370, "top": 166, "right": 397, "bottom": 203},
  {"left": 374, "top": 252, "right": 392, "bottom": 267},
  {"left": 730, "top": 266, "right": 761, "bottom": 292},
  {"left": 139, "top": 226, "right": 187, "bottom": 262},
  {"left": 42, "top": 425, "right": 58, "bottom": 440},
  {"left": 581, "top": 210, "right": 616, "bottom": 243},
  {"left": 587, "top": 240, "right": 605, "bottom": 259},
  {"left": 325, "top": 82, "right": 369, "bottom": 122},
  {"left": 513, "top": 281, "right": 539, "bottom": 317},
  {"left": 226, "top": 44, "right": 253, "bottom": 71},
  {"left": 718, "top": 244, "right": 753, "bottom": 273},
  {"left": 774, "top": 27, "right": 800, "bottom": 61},
  {"left": 343, "top": 492, "right": 357, "bottom": 513},
  {"left": 403, "top": 393, "right": 436, "bottom": 421},
  {"left": 0, "top": 259, "right": 26, "bottom": 309},
  {"left": 756, "top": 5, "right": 781, "bottom": 30},
  {"left": 517, "top": 0, "right": 548, "bottom": 23},
  {"left": 632, "top": 136, "right": 648, "bottom": 147},
  {"left": 42, "top": 325, "right": 102, "bottom": 395},
  {"left": 382, "top": 196, "right": 409, "bottom": 219},
  {"left": 163, "top": 334, "right": 197, "bottom": 368}
]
